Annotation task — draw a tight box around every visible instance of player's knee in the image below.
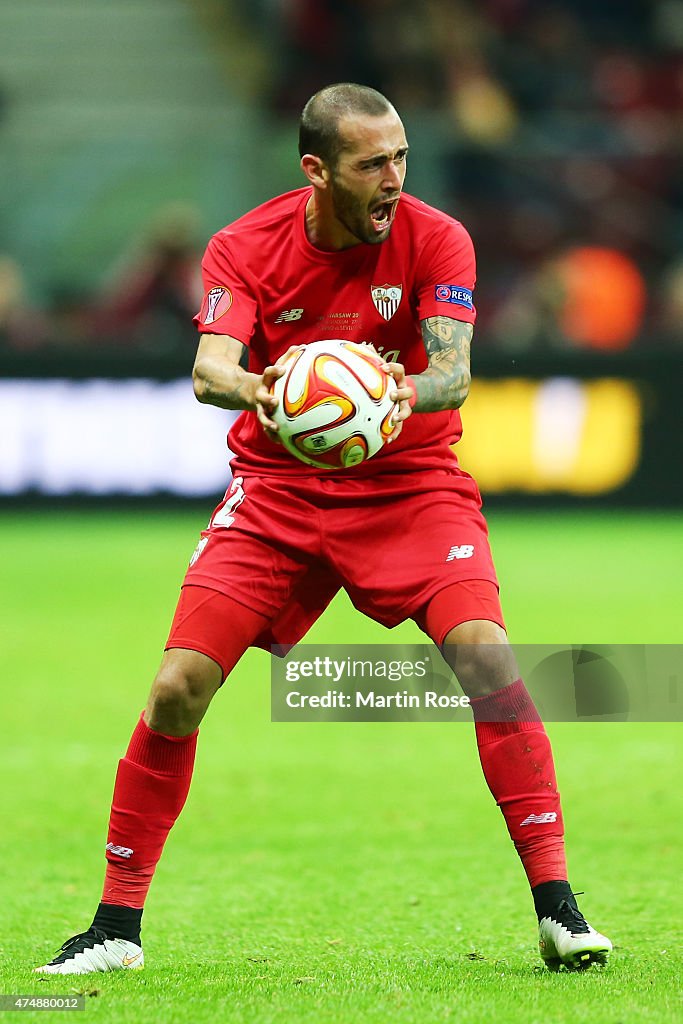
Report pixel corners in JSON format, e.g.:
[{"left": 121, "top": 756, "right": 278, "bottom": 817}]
[
  {"left": 147, "top": 651, "right": 222, "bottom": 731},
  {"left": 150, "top": 667, "right": 192, "bottom": 713},
  {"left": 441, "top": 619, "right": 518, "bottom": 697}
]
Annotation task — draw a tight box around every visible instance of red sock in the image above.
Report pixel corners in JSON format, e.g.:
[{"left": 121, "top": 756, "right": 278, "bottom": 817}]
[
  {"left": 471, "top": 679, "right": 567, "bottom": 888},
  {"left": 102, "top": 713, "right": 198, "bottom": 909}
]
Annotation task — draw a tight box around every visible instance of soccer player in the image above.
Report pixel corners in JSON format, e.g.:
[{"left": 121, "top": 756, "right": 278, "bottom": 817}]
[{"left": 36, "top": 83, "right": 611, "bottom": 975}]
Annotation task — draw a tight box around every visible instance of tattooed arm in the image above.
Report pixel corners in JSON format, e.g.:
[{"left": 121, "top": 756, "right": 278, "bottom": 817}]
[{"left": 412, "top": 316, "right": 472, "bottom": 412}]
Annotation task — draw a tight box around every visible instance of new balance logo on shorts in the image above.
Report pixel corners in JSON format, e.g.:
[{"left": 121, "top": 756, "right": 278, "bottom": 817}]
[
  {"left": 446, "top": 544, "right": 474, "bottom": 561},
  {"left": 520, "top": 812, "right": 558, "bottom": 826},
  {"left": 274, "top": 308, "right": 304, "bottom": 323},
  {"left": 189, "top": 537, "right": 209, "bottom": 567},
  {"left": 106, "top": 842, "right": 134, "bottom": 858}
]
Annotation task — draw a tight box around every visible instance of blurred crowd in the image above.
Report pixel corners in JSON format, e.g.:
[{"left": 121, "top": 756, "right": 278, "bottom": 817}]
[
  {"left": 1, "top": 0, "right": 681, "bottom": 355},
  {"left": 0, "top": 205, "right": 204, "bottom": 356},
  {"left": 256, "top": 0, "right": 683, "bottom": 351}
]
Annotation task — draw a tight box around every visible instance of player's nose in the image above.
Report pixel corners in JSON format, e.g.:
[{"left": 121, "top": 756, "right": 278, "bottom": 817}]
[{"left": 381, "top": 160, "right": 403, "bottom": 191}]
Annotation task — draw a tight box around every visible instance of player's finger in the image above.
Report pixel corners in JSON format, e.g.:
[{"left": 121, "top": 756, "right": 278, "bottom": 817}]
[
  {"left": 388, "top": 385, "right": 413, "bottom": 403},
  {"left": 256, "top": 405, "right": 279, "bottom": 433},
  {"left": 255, "top": 389, "right": 278, "bottom": 413},
  {"left": 386, "top": 418, "right": 404, "bottom": 443},
  {"left": 256, "top": 377, "right": 279, "bottom": 404},
  {"left": 381, "top": 361, "right": 406, "bottom": 381},
  {"left": 262, "top": 364, "right": 287, "bottom": 387},
  {"left": 276, "top": 344, "right": 304, "bottom": 364}
]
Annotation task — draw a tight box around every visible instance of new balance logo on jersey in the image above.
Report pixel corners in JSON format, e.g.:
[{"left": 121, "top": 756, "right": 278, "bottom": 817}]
[
  {"left": 520, "top": 812, "right": 558, "bottom": 826},
  {"left": 446, "top": 544, "right": 474, "bottom": 561},
  {"left": 274, "top": 308, "right": 304, "bottom": 323},
  {"left": 106, "top": 842, "right": 134, "bottom": 859}
]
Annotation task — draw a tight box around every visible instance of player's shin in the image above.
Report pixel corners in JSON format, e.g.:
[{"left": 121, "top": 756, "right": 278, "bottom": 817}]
[
  {"left": 97, "top": 712, "right": 198, "bottom": 928},
  {"left": 470, "top": 678, "right": 567, "bottom": 887}
]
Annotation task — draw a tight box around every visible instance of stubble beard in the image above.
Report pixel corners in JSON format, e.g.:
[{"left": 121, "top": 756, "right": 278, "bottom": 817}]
[{"left": 330, "top": 176, "right": 387, "bottom": 247}]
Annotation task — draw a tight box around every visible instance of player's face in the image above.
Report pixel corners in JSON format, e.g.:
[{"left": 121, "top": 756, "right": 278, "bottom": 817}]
[{"left": 328, "top": 112, "right": 408, "bottom": 246}]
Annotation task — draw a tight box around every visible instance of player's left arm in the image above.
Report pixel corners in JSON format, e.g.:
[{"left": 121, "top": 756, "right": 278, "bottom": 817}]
[
  {"left": 412, "top": 315, "right": 472, "bottom": 411},
  {"left": 382, "top": 315, "right": 472, "bottom": 418}
]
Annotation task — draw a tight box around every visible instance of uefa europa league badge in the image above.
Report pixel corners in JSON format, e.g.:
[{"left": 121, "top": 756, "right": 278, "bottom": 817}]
[
  {"left": 371, "top": 284, "right": 402, "bottom": 321},
  {"left": 201, "top": 286, "right": 233, "bottom": 325}
]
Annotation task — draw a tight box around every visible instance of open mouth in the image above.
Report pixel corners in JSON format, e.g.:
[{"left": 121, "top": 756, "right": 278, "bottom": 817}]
[{"left": 370, "top": 197, "right": 399, "bottom": 233}]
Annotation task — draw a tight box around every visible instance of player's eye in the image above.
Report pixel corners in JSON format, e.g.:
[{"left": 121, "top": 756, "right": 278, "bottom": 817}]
[{"left": 359, "top": 151, "right": 407, "bottom": 171}]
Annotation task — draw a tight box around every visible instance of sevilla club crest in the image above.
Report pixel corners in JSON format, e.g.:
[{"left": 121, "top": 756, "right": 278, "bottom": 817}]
[{"left": 371, "top": 284, "right": 402, "bottom": 321}]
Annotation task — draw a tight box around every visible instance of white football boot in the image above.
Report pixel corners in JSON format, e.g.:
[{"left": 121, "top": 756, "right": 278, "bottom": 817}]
[
  {"left": 539, "top": 898, "right": 612, "bottom": 971},
  {"left": 35, "top": 927, "right": 144, "bottom": 974}
]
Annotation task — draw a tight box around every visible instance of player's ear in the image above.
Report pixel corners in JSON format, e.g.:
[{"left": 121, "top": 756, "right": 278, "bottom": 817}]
[{"left": 301, "top": 154, "right": 330, "bottom": 189}]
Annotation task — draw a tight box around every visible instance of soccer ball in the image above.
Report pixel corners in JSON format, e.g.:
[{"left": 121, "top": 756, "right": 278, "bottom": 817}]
[{"left": 269, "top": 340, "right": 398, "bottom": 470}]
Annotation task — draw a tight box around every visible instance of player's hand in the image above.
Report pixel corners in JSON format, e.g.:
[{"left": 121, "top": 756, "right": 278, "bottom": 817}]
[
  {"left": 254, "top": 345, "right": 304, "bottom": 442},
  {"left": 381, "top": 360, "right": 413, "bottom": 442}
]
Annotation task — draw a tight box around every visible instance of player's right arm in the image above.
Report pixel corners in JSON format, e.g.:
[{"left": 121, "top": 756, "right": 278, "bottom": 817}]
[
  {"left": 193, "top": 333, "right": 260, "bottom": 410},
  {"left": 192, "top": 332, "right": 296, "bottom": 434},
  {"left": 193, "top": 235, "right": 302, "bottom": 433}
]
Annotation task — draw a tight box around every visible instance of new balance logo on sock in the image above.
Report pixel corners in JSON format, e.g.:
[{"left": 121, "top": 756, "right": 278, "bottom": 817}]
[
  {"left": 106, "top": 842, "right": 134, "bottom": 858},
  {"left": 520, "top": 812, "right": 558, "bottom": 826},
  {"left": 446, "top": 544, "right": 474, "bottom": 561}
]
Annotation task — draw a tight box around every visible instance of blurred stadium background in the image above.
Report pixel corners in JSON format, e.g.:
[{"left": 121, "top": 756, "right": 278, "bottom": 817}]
[{"left": 0, "top": 0, "right": 681, "bottom": 504}]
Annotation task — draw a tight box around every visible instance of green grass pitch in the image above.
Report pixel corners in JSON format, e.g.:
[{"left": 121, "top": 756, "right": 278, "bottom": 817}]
[{"left": 1, "top": 508, "right": 681, "bottom": 1023}]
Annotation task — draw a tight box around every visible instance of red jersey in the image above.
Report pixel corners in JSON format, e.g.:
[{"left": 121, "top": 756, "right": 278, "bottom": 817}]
[{"left": 195, "top": 188, "right": 477, "bottom": 477}]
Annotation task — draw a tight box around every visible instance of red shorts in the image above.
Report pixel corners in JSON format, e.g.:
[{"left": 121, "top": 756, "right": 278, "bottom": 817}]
[
  {"left": 175, "top": 467, "right": 503, "bottom": 653},
  {"left": 167, "top": 578, "right": 504, "bottom": 677}
]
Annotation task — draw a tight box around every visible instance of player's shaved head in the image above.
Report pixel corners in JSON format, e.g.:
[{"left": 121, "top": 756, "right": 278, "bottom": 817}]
[{"left": 299, "top": 83, "right": 396, "bottom": 167}]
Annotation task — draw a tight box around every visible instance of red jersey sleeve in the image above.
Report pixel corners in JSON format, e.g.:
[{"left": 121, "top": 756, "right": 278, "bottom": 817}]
[
  {"left": 414, "top": 220, "right": 477, "bottom": 325},
  {"left": 193, "top": 234, "right": 258, "bottom": 344}
]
